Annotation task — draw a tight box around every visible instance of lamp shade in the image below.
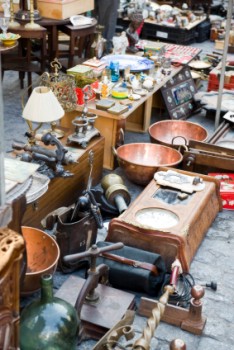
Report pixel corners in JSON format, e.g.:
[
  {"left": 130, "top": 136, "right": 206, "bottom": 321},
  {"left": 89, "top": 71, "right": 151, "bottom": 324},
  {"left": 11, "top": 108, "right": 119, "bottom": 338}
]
[{"left": 22, "top": 86, "right": 64, "bottom": 123}]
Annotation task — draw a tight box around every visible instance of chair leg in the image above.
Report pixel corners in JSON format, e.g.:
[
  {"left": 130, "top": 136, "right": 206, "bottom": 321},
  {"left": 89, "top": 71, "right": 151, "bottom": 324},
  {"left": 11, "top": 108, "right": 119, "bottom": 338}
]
[
  {"left": 19, "top": 72, "right": 25, "bottom": 89},
  {"left": 27, "top": 73, "right": 32, "bottom": 96}
]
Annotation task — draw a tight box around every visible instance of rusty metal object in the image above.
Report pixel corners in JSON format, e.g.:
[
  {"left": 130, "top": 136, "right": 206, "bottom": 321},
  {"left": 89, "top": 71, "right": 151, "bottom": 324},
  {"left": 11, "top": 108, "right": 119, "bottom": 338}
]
[
  {"left": 149, "top": 120, "right": 208, "bottom": 149},
  {"left": 21, "top": 226, "right": 60, "bottom": 295},
  {"left": 113, "top": 143, "right": 183, "bottom": 186},
  {"left": 93, "top": 310, "right": 135, "bottom": 350},
  {"left": 63, "top": 243, "right": 124, "bottom": 318}
]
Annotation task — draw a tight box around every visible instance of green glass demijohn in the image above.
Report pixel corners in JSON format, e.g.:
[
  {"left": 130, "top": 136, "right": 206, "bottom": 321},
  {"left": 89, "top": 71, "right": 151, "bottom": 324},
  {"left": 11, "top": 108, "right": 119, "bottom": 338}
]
[{"left": 20, "top": 274, "right": 80, "bottom": 350}]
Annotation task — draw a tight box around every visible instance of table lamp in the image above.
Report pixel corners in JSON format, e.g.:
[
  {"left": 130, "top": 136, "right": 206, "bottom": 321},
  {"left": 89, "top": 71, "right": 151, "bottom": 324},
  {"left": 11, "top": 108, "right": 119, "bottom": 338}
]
[{"left": 22, "top": 86, "right": 64, "bottom": 143}]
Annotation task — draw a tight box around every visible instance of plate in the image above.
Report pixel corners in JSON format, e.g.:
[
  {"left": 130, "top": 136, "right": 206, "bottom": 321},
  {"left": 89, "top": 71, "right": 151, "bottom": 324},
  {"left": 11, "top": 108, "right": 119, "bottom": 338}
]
[
  {"left": 100, "top": 55, "right": 154, "bottom": 72},
  {"left": 70, "top": 15, "right": 93, "bottom": 26},
  {"left": 191, "top": 71, "right": 201, "bottom": 79},
  {"left": 129, "top": 93, "right": 141, "bottom": 101},
  {"left": 133, "top": 88, "right": 148, "bottom": 96},
  {"left": 188, "top": 60, "right": 211, "bottom": 70},
  {"left": 160, "top": 5, "right": 173, "bottom": 12},
  {"left": 26, "top": 172, "right": 50, "bottom": 204}
]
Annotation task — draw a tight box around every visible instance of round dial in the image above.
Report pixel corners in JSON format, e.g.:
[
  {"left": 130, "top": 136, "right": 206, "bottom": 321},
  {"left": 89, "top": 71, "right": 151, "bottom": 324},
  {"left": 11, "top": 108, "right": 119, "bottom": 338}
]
[{"left": 135, "top": 208, "right": 179, "bottom": 230}]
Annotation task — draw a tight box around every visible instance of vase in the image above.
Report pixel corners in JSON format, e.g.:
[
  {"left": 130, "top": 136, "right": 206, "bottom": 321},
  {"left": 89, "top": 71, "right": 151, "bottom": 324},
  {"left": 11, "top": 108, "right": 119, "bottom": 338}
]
[{"left": 20, "top": 274, "right": 80, "bottom": 350}]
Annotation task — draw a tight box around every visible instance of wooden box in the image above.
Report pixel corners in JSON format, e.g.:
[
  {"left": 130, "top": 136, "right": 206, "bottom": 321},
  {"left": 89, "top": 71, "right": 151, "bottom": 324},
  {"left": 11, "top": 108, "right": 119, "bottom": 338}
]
[
  {"left": 37, "top": 0, "right": 94, "bottom": 20},
  {"left": 22, "top": 132, "right": 104, "bottom": 229},
  {"left": 107, "top": 168, "right": 222, "bottom": 272}
]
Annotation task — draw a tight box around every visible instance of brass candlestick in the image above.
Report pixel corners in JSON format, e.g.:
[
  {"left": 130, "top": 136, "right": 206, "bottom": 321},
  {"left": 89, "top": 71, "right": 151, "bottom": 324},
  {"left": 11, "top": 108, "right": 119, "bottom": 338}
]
[
  {"left": 8, "top": 0, "right": 20, "bottom": 28},
  {"left": 25, "top": 0, "right": 41, "bottom": 29}
]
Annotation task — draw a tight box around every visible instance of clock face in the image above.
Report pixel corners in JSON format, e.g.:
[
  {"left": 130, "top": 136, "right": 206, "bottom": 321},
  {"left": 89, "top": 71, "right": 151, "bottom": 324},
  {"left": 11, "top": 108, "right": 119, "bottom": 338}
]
[{"left": 135, "top": 207, "right": 179, "bottom": 230}]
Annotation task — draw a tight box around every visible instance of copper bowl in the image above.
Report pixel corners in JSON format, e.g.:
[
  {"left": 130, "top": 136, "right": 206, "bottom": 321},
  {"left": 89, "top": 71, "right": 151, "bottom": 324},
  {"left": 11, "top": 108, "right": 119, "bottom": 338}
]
[
  {"left": 114, "top": 143, "right": 183, "bottom": 186},
  {"left": 21, "top": 226, "right": 60, "bottom": 295},
  {"left": 149, "top": 120, "right": 208, "bottom": 148}
]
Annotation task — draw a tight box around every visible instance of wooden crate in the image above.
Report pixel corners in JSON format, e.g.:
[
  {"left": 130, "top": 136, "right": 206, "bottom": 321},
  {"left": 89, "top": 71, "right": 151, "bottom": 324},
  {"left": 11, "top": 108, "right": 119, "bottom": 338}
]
[{"left": 37, "top": 0, "right": 94, "bottom": 20}]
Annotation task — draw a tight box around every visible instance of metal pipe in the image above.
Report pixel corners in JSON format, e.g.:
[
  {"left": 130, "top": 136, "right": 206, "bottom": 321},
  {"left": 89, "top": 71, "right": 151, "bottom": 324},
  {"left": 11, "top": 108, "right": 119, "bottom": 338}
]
[
  {"left": 0, "top": 53, "right": 6, "bottom": 207},
  {"left": 215, "top": 0, "right": 234, "bottom": 129}
]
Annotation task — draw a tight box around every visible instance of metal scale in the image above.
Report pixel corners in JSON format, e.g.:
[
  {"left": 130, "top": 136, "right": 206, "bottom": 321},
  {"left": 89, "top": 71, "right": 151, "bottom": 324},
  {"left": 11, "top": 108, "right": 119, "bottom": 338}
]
[
  {"left": 107, "top": 167, "right": 222, "bottom": 272},
  {"left": 67, "top": 86, "right": 100, "bottom": 148}
]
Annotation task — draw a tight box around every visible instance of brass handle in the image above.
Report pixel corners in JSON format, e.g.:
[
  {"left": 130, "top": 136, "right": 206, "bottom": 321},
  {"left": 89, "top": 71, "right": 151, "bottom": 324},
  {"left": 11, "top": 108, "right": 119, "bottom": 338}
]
[{"left": 112, "top": 146, "right": 118, "bottom": 157}]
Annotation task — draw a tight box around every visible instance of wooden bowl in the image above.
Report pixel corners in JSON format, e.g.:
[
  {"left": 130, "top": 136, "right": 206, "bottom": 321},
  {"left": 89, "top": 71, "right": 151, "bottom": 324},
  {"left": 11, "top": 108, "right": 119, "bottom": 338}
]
[
  {"left": 21, "top": 226, "right": 60, "bottom": 295},
  {"left": 114, "top": 143, "right": 183, "bottom": 186},
  {"left": 149, "top": 120, "right": 208, "bottom": 148}
]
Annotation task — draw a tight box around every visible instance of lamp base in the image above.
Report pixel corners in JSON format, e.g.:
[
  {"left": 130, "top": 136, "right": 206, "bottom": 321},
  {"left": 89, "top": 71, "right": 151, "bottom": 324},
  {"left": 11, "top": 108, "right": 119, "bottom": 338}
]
[
  {"left": 42, "top": 128, "right": 64, "bottom": 139},
  {"left": 8, "top": 20, "right": 20, "bottom": 29},
  {"left": 25, "top": 21, "right": 42, "bottom": 29}
]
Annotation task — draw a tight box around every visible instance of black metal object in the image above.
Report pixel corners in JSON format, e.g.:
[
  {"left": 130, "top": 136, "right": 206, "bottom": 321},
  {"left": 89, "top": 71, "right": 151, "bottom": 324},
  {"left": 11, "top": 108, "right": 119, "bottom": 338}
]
[{"left": 12, "top": 132, "right": 74, "bottom": 178}]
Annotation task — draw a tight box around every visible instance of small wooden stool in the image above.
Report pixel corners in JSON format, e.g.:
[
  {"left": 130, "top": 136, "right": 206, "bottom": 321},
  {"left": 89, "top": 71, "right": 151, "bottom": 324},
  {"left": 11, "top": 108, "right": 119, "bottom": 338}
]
[{"left": 58, "top": 18, "right": 97, "bottom": 68}]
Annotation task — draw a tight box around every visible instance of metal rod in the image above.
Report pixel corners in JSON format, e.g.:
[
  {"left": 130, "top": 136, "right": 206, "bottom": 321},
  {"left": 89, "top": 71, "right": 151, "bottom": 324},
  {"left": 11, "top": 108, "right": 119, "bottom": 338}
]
[
  {"left": 0, "top": 53, "right": 6, "bottom": 207},
  {"left": 214, "top": 0, "right": 233, "bottom": 129}
]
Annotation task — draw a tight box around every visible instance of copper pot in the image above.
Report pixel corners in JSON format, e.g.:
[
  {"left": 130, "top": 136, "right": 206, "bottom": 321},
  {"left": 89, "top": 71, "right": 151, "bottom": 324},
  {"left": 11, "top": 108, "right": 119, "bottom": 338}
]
[
  {"left": 113, "top": 143, "right": 183, "bottom": 186},
  {"left": 149, "top": 120, "right": 208, "bottom": 148},
  {"left": 21, "top": 226, "right": 60, "bottom": 295}
]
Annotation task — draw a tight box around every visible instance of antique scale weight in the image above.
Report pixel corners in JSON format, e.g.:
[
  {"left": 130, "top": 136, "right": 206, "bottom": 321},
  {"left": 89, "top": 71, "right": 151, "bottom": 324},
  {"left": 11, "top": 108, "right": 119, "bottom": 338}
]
[{"left": 107, "top": 167, "right": 222, "bottom": 272}]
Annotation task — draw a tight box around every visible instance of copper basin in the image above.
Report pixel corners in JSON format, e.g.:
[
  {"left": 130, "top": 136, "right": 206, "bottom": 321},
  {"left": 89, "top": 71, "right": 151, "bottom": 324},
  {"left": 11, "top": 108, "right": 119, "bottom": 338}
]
[
  {"left": 149, "top": 120, "right": 208, "bottom": 148},
  {"left": 21, "top": 226, "right": 60, "bottom": 295},
  {"left": 115, "top": 143, "right": 183, "bottom": 186}
]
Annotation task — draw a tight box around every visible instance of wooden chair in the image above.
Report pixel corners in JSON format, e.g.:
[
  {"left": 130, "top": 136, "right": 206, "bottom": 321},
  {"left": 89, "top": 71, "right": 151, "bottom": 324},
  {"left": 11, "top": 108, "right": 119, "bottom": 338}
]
[
  {"left": 57, "top": 18, "right": 97, "bottom": 69},
  {"left": 1, "top": 25, "right": 47, "bottom": 94}
]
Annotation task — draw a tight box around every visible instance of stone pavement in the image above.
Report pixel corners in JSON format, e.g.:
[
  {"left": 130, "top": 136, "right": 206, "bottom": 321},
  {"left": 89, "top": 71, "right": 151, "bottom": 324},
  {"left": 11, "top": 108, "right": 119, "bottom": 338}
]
[{"left": 2, "top": 36, "right": 234, "bottom": 350}]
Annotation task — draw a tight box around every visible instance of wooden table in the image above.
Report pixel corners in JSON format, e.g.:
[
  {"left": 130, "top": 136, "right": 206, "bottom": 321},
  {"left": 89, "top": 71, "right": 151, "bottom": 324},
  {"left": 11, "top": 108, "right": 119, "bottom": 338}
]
[
  {"left": 118, "top": 16, "right": 207, "bottom": 45},
  {"left": 61, "top": 66, "right": 183, "bottom": 170},
  {"left": 35, "top": 17, "right": 70, "bottom": 62},
  {"left": 58, "top": 18, "right": 97, "bottom": 68},
  {"left": 1, "top": 25, "right": 47, "bottom": 92}
]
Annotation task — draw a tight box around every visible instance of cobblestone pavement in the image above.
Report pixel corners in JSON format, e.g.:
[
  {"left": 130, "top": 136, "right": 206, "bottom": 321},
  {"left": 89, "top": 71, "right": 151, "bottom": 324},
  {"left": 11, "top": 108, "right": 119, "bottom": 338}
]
[{"left": 2, "top": 33, "right": 234, "bottom": 350}]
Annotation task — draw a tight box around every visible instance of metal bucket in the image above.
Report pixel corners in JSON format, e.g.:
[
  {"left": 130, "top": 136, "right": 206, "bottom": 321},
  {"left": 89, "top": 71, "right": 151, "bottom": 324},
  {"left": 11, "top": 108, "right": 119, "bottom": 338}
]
[
  {"left": 149, "top": 120, "right": 208, "bottom": 148},
  {"left": 21, "top": 226, "right": 60, "bottom": 295},
  {"left": 113, "top": 143, "right": 183, "bottom": 186}
]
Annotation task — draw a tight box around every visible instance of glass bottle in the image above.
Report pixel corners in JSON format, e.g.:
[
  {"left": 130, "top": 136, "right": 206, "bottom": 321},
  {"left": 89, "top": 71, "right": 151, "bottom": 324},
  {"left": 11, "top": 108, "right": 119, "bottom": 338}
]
[{"left": 20, "top": 274, "right": 80, "bottom": 350}]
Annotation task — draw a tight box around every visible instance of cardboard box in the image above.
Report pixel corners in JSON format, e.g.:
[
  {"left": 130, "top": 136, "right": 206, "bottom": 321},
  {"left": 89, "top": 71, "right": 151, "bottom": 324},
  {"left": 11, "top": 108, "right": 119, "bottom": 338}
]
[
  {"left": 37, "top": 0, "right": 94, "bottom": 20},
  {"left": 209, "top": 173, "right": 234, "bottom": 210},
  {"left": 67, "top": 64, "right": 93, "bottom": 77}
]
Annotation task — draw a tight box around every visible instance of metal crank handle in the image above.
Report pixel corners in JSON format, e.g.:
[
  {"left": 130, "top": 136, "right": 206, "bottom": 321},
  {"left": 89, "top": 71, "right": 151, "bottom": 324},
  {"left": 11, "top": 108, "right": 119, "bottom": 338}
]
[
  {"left": 12, "top": 142, "right": 57, "bottom": 158},
  {"left": 63, "top": 242, "right": 124, "bottom": 263}
]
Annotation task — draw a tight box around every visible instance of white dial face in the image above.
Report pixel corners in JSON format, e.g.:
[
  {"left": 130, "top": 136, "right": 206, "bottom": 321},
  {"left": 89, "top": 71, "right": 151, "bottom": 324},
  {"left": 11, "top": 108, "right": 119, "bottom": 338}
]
[{"left": 135, "top": 207, "right": 179, "bottom": 230}]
